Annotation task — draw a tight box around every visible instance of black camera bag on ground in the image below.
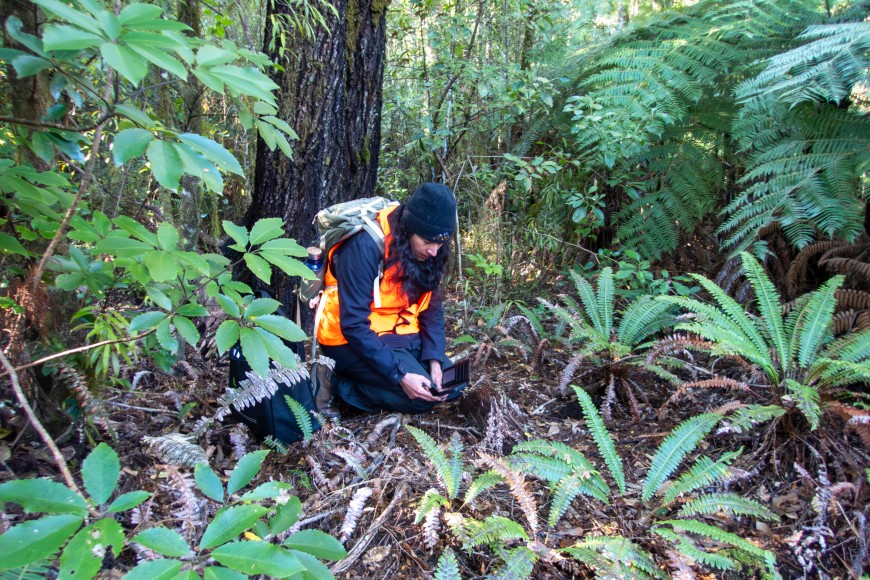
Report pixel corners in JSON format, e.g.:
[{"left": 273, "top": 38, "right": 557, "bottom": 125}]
[{"left": 227, "top": 294, "right": 321, "bottom": 444}]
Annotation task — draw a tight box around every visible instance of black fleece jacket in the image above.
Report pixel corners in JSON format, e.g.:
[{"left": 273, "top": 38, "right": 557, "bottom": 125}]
[{"left": 329, "top": 231, "right": 446, "bottom": 385}]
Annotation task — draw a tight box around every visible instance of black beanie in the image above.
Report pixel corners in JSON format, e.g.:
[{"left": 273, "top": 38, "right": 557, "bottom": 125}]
[{"left": 401, "top": 183, "right": 457, "bottom": 242}]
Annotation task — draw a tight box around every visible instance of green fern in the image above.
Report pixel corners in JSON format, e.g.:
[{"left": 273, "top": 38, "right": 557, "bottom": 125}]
[
  {"left": 415, "top": 489, "right": 449, "bottom": 524},
  {"left": 463, "top": 470, "right": 502, "bottom": 506},
  {"left": 463, "top": 516, "right": 529, "bottom": 551},
  {"left": 433, "top": 548, "right": 461, "bottom": 580},
  {"left": 718, "top": 405, "right": 787, "bottom": 435},
  {"left": 491, "top": 545, "right": 537, "bottom": 580},
  {"left": 660, "top": 450, "right": 740, "bottom": 506},
  {"left": 678, "top": 493, "right": 780, "bottom": 521},
  {"left": 653, "top": 527, "right": 737, "bottom": 571},
  {"left": 407, "top": 425, "right": 462, "bottom": 500},
  {"left": 509, "top": 440, "right": 609, "bottom": 503},
  {"left": 563, "top": 535, "right": 667, "bottom": 579},
  {"left": 658, "top": 519, "right": 777, "bottom": 573},
  {"left": 785, "top": 379, "right": 822, "bottom": 430},
  {"left": 283, "top": 395, "right": 314, "bottom": 444},
  {"left": 642, "top": 413, "right": 721, "bottom": 501},
  {"left": 572, "top": 386, "right": 626, "bottom": 494}
]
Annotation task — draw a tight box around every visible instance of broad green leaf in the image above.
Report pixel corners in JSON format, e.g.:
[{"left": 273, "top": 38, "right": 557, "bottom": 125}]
[
  {"left": 156, "top": 223, "right": 179, "bottom": 251},
  {"left": 132, "top": 527, "right": 191, "bottom": 557},
  {"left": 195, "top": 462, "right": 224, "bottom": 503},
  {"left": 210, "top": 542, "right": 303, "bottom": 577},
  {"left": 93, "top": 236, "right": 152, "bottom": 258},
  {"left": 174, "top": 571, "right": 200, "bottom": 580},
  {"left": 239, "top": 327, "right": 269, "bottom": 377},
  {"left": 33, "top": 0, "right": 100, "bottom": 31},
  {"left": 146, "top": 140, "right": 184, "bottom": 191},
  {"left": 119, "top": 3, "right": 163, "bottom": 26},
  {"left": 292, "top": 550, "right": 334, "bottom": 580},
  {"left": 253, "top": 315, "right": 306, "bottom": 342},
  {"left": 239, "top": 481, "right": 292, "bottom": 501},
  {"left": 261, "top": 116, "right": 297, "bottom": 138},
  {"left": 227, "top": 450, "right": 269, "bottom": 495},
  {"left": 270, "top": 496, "right": 301, "bottom": 535},
  {"left": 113, "top": 215, "right": 158, "bottom": 245},
  {"left": 174, "top": 142, "right": 223, "bottom": 193},
  {"left": 101, "top": 42, "right": 148, "bottom": 85},
  {"left": 176, "top": 303, "right": 208, "bottom": 317},
  {"left": 0, "top": 479, "right": 87, "bottom": 515},
  {"left": 129, "top": 311, "right": 166, "bottom": 332},
  {"left": 273, "top": 131, "right": 294, "bottom": 159},
  {"left": 42, "top": 25, "right": 102, "bottom": 51},
  {"left": 178, "top": 133, "right": 243, "bottom": 176},
  {"left": 127, "top": 42, "right": 187, "bottom": 80},
  {"left": 0, "top": 514, "right": 83, "bottom": 571},
  {"left": 199, "top": 505, "right": 268, "bottom": 550},
  {"left": 156, "top": 318, "right": 178, "bottom": 352},
  {"left": 249, "top": 218, "right": 285, "bottom": 245},
  {"left": 97, "top": 10, "right": 120, "bottom": 39},
  {"left": 283, "top": 529, "right": 346, "bottom": 560},
  {"left": 144, "top": 250, "right": 179, "bottom": 282},
  {"left": 260, "top": 252, "right": 314, "bottom": 279},
  {"left": 59, "top": 518, "right": 124, "bottom": 578},
  {"left": 115, "top": 103, "right": 153, "bottom": 127},
  {"left": 195, "top": 45, "right": 237, "bottom": 67},
  {"left": 222, "top": 221, "right": 248, "bottom": 247},
  {"left": 244, "top": 298, "right": 281, "bottom": 319},
  {"left": 121, "top": 559, "right": 182, "bottom": 580},
  {"left": 204, "top": 567, "right": 247, "bottom": 580},
  {"left": 215, "top": 320, "right": 240, "bottom": 354},
  {"left": 0, "top": 233, "right": 30, "bottom": 256},
  {"left": 210, "top": 65, "right": 278, "bottom": 104},
  {"left": 256, "top": 328, "right": 297, "bottom": 369},
  {"left": 125, "top": 18, "right": 190, "bottom": 32},
  {"left": 173, "top": 315, "right": 200, "bottom": 345},
  {"left": 244, "top": 253, "right": 271, "bottom": 284},
  {"left": 259, "top": 238, "right": 307, "bottom": 256},
  {"left": 216, "top": 294, "right": 240, "bottom": 318},
  {"left": 11, "top": 55, "right": 53, "bottom": 77},
  {"left": 81, "top": 443, "right": 120, "bottom": 505},
  {"left": 107, "top": 490, "right": 151, "bottom": 513},
  {"left": 5, "top": 17, "right": 45, "bottom": 55},
  {"left": 193, "top": 68, "right": 225, "bottom": 94},
  {"left": 255, "top": 119, "right": 277, "bottom": 150}
]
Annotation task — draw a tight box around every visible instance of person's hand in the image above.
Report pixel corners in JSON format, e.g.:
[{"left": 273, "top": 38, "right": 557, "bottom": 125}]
[
  {"left": 400, "top": 372, "right": 445, "bottom": 402},
  {"left": 429, "top": 360, "right": 443, "bottom": 391}
]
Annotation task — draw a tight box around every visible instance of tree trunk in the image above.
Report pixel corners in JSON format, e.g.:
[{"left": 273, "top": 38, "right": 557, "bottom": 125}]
[{"left": 244, "top": 0, "right": 389, "bottom": 317}]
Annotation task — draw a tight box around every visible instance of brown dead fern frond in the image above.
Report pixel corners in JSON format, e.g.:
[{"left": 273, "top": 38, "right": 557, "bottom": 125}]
[
  {"left": 646, "top": 334, "right": 713, "bottom": 365},
  {"left": 162, "top": 464, "right": 205, "bottom": 540},
  {"left": 661, "top": 377, "right": 753, "bottom": 411},
  {"left": 227, "top": 424, "right": 250, "bottom": 460},
  {"left": 821, "top": 257, "right": 870, "bottom": 286},
  {"left": 176, "top": 360, "right": 199, "bottom": 380},
  {"left": 834, "top": 289, "right": 870, "bottom": 312},
  {"left": 473, "top": 341, "right": 493, "bottom": 369},
  {"left": 602, "top": 373, "right": 617, "bottom": 423},
  {"left": 478, "top": 452, "right": 539, "bottom": 534},
  {"left": 305, "top": 455, "right": 331, "bottom": 491},
  {"left": 827, "top": 402, "right": 870, "bottom": 448},
  {"left": 532, "top": 338, "right": 550, "bottom": 373},
  {"left": 786, "top": 241, "right": 849, "bottom": 298},
  {"left": 143, "top": 433, "right": 207, "bottom": 467},
  {"left": 819, "top": 241, "right": 870, "bottom": 263},
  {"left": 422, "top": 503, "right": 442, "bottom": 550},
  {"left": 558, "top": 353, "right": 586, "bottom": 396},
  {"left": 57, "top": 362, "right": 118, "bottom": 443},
  {"left": 339, "top": 486, "right": 372, "bottom": 544},
  {"left": 714, "top": 256, "right": 744, "bottom": 296}
]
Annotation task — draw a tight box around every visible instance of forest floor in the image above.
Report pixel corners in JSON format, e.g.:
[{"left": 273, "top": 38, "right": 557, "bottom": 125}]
[{"left": 3, "top": 293, "right": 868, "bottom": 579}]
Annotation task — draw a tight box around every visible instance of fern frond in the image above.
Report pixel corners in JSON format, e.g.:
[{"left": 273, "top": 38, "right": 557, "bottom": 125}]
[
  {"left": 716, "top": 405, "right": 785, "bottom": 435},
  {"left": 339, "top": 487, "right": 373, "bottom": 543},
  {"left": 463, "top": 515, "right": 528, "bottom": 551},
  {"left": 0, "top": 560, "right": 56, "bottom": 580},
  {"left": 794, "top": 276, "right": 842, "bottom": 368},
  {"left": 479, "top": 453, "right": 539, "bottom": 533},
  {"left": 679, "top": 493, "right": 780, "bottom": 521},
  {"left": 331, "top": 448, "right": 368, "bottom": 481},
  {"left": 569, "top": 269, "right": 604, "bottom": 335},
  {"left": 216, "top": 361, "right": 308, "bottom": 420},
  {"left": 448, "top": 432, "right": 464, "bottom": 497},
  {"left": 618, "top": 296, "right": 675, "bottom": 348},
  {"left": 661, "top": 450, "right": 741, "bottom": 507},
  {"left": 283, "top": 395, "right": 315, "bottom": 444},
  {"left": 597, "top": 268, "right": 614, "bottom": 338},
  {"left": 821, "top": 328, "right": 870, "bottom": 363},
  {"left": 642, "top": 413, "right": 721, "bottom": 501},
  {"left": 548, "top": 473, "right": 588, "bottom": 527},
  {"left": 433, "top": 548, "right": 461, "bottom": 580},
  {"left": 508, "top": 441, "right": 610, "bottom": 502},
  {"left": 564, "top": 535, "right": 667, "bottom": 579},
  {"left": 464, "top": 470, "right": 502, "bottom": 506},
  {"left": 415, "top": 488, "right": 449, "bottom": 524},
  {"left": 143, "top": 433, "right": 207, "bottom": 467},
  {"left": 407, "top": 425, "right": 459, "bottom": 499},
  {"left": 663, "top": 377, "right": 753, "bottom": 410},
  {"left": 573, "top": 386, "right": 625, "bottom": 494},
  {"left": 491, "top": 545, "right": 537, "bottom": 580},
  {"left": 262, "top": 435, "right": 289, "bottom": 455},
  {"left": 659, "top": 519, "right": 775, "bottom": 564},
  {"left": 740, "top": 253, "right": 788, "bottom": 371},
  {"left": 654, "top": 527, "right": 736, "bottom": 571},
  {"left": 785, "top": 379, "right": 821, "bottom": 429}
]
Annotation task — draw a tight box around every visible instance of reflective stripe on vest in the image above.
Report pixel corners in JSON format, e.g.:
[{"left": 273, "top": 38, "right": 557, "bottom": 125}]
[{"left": 316, "top": 205, "right": 433, "bottom": 346}]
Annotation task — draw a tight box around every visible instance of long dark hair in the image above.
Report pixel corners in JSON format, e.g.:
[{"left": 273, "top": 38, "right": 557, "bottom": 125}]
[{"left": 385, "top": 205, "right": 450, "bottom": 303}]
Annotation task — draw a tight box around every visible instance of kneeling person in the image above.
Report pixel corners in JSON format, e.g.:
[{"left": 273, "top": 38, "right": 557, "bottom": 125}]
[{"left": 317, "top": 183, "right": 463, "bottom": 414}]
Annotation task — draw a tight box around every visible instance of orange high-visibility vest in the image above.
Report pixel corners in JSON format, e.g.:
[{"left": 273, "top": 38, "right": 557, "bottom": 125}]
[{"left": 316, "top": 205, "right": 432, "bottom": 346}]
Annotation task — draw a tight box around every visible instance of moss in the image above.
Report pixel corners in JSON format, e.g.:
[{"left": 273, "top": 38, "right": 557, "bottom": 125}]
[
  {"left": 370, "top": 0, "right": 389, "bottom": 27},
  {"left": 345, "top": 0, "right": 359, "bottom": 61},
  {"left": 359, "top": 135, "right": 371, "bottom": 164}
]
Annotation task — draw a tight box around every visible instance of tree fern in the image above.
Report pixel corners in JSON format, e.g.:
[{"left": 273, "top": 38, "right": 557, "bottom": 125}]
[
  {"left": 678, "top": 492, "right": 779, "bottom": 521},
  {"left": 573, "top": 386, "right": 625, "bottom": 494},
  {"left": 407, "top": 425, "right": 462, "bottom": 500},
  {"left": 433, "top": 548, "right": 461, "bottom": 580},
  {"left": 283, "top": 395, "right": 314, "bottom": 444},
  {"left": 661, "top": 450, "right": 741, "bottom": 507},
  {"left": 642, "top": 413, "right": 721, "bottom": 501}
]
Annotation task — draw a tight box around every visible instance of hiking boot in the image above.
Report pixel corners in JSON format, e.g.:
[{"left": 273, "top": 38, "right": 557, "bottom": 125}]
[{"left": 314, "top": 364, "right": 341, "bottom": 420}]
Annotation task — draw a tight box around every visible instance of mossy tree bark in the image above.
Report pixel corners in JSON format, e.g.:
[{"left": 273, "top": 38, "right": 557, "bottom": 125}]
[{"left": 244, "top": 0, "right": 389, "bottom": 319}]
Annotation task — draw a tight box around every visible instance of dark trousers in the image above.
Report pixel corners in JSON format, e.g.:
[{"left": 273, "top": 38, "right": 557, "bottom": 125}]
[{"left": 321, "top": 344, "right": 463, "bottom": 414}]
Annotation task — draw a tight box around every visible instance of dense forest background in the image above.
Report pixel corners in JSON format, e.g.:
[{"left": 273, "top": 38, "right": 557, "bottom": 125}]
[{"left": 0, "top": 0, "right": 869, "bottom": 577}]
